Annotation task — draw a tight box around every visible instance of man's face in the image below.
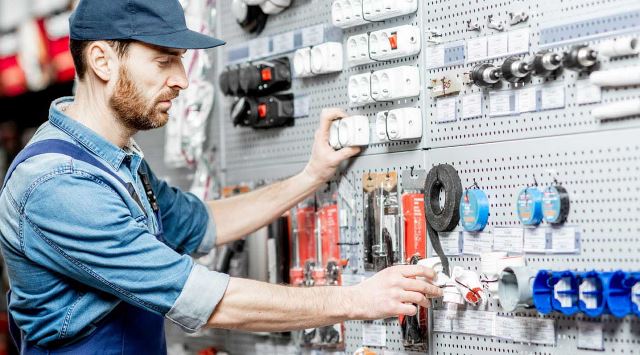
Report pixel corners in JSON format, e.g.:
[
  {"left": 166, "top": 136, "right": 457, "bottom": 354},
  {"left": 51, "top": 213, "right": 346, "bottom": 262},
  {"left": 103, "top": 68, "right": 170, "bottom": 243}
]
[{"left": 108, "top": 43, "right": 188, "bottom": 131}]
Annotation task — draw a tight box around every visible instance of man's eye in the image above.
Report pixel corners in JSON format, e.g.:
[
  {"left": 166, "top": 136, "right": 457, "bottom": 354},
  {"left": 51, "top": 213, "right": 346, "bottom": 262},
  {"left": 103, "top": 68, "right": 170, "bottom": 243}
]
[{"left": 157, "top": 57, "right": 170, "bottom": 65}]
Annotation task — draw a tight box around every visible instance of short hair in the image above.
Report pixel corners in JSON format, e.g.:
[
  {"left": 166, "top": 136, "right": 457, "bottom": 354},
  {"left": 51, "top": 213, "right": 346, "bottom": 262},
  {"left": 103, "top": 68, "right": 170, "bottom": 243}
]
[{"left": 69, "top": 39, "right": 132, "bottom": 80}]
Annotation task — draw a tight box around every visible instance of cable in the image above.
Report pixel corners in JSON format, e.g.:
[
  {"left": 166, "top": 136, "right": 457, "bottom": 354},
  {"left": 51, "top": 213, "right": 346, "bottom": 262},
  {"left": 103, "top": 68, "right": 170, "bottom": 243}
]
[{"left": 423, "top": 164, "right": 462, "bottom": 276}]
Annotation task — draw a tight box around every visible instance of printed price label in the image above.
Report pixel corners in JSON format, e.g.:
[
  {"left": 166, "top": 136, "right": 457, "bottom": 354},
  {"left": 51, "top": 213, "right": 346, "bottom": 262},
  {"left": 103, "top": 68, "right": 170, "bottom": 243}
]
[
  {"left": 493, "top": 227, "right": 524, "bottom": 253},
  {"left": 541, "top": 85, "right": 565, "bottom": 110},
  {"left": 427, "top": 45, "right": 445, "bottom": 68},
  {"left": 489, "top": 92, "right": 515, "bottom": 116},
  {"left": 452, "top": 311, "right": 496, "bottom": 336},
  {"left": 578, "top": 321, "right": 604, "bottom": 350},
  {"left": 362, "top": 323, "right": 386, "bottom": 347},
  {"left": 249, "top": 37, "right": 271, "bottom": 59},
  {"left": 272, "top": 32, "right": 295, "bottom": 54},
  {"left": 487, "top": 33, "right": 509, "bottom": 57},
  {"left": 576, "top": 81, "right": 602, "bottom": 105},
  {"left": 433, "top": 310, "right": 453, "bottom": 332},
  {"left": 508, "top": 28, "right": 530, "bottom": 53},
  {"left": 437, "top": 97, "right": 458, "bottom": 123},
  {"left": 302, "top": 25, "right": 325, "bottom": 47},
  {"left": 517, "top": 87, "right": 538, "bottom": 113},
  {"left": 551, "top": 226, "right": 579, "bottom": 253},
  {"left": 466, "top": 37, "right": 488, "bottom": 62},
  {"left": 440, "top": 231, "right": 462, "bottom": 255},
  {"left": 463, "top": 231, "right": 493, "bottom": 255},
  {"left": 523, "top": 227, "right": 548, "bottom": 253},
  {"left": 462, "top": 93, "right": 483, "bottom": 119}
]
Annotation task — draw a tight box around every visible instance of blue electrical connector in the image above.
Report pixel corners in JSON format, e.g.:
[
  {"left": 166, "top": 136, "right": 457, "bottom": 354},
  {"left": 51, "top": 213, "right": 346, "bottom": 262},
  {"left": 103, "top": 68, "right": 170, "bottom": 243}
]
[
  {"left": 459, "top": 189, "right": 490, "bottom": 232},
  {"left": 516, "top": 187, "right": 543, "bottom": 225},
  {"left": 551, "top": 270, "right": 580, "bottom": 316},
  {"left": 533, "top": 270, "right": 554, "bottom": 314},
  {"left": 631, "top": 273, "right": 640, "bottom": 317},
  {"left": 606, "top": 271, "right": 634, "bottom": 318},
  {"left": 579, "top": 271, "right": 611, "bottom": 318}
]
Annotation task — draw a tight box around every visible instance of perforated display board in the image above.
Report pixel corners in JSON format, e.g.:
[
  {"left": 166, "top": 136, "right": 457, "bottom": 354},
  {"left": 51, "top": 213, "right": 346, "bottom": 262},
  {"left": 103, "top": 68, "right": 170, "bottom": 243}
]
[{"left": 210, "top": 0, "right": 640, "bottom": 354}]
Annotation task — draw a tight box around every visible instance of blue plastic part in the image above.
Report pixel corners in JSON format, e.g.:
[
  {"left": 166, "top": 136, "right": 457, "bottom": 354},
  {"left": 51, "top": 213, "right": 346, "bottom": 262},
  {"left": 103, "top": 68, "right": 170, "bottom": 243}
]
[
  {"left": 516, "top": 187, "right": 543, "bottom": 225},
  {"left": 606, "top": 270, "right": 634, "bottom": 318},
  {"left": 459, "top": 189, "right": 490, "bottom": 232},
  {"left": 551, "top": 270, "right": 580, "bottom": 316},
  {"left": 631, "top": 272, "right": 640, "bottom": 317},
  {"left": 579, "top": 271, "right": 612, "bottom": 318},
  {"left": 533, "top": 270, "right": 554, "bottom": 314}
]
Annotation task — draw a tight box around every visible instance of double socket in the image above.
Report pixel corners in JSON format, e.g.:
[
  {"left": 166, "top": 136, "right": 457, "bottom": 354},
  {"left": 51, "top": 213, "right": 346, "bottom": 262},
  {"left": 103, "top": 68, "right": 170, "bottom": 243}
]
[
  {"left": 375, "top": 108, "right": 423, "bottom": 142},
  {"left": 347, "top": 25, "right": 421, "bottom": 67}
]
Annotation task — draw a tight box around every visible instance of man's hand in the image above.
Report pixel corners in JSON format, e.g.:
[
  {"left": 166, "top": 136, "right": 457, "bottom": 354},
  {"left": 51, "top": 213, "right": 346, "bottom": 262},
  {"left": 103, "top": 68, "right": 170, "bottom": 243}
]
[
  {"left": 303, "top": 108, "right": 361, "bottom": 184},
  {"left": 346, "top": 265, "right": 443, "bottom": 320}
]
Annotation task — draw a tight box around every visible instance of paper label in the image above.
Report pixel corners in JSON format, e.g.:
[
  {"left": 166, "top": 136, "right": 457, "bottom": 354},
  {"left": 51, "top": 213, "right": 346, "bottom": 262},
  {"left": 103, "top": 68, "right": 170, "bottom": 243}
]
[
  {"left": 293, "top": 96, "right": 311, "bottom": 118},
  {"left": 302, "top": 25, "right": 325, "bottom": 47},
  {"left": 466, "top": 37, "right": 488, "bottom": 62},
  {"left": 554, "top": 277, "right": 575, "bottom": 308},
  {"left": 272, "top": 32, "right": 295, "bottom": 54},
  {"left": 489, "top": 92, "right": 515, "bottom": 116},
  {"left": 576, "top": 81, "right": 602, "bottom": 105},
  {"left": 517, "top": 87, "right": 538, "bottom": 113},
  {"left": 508, "top": 28, "right": 530, "bottom": 54},
  {"left": 461, "top": 93, "right": 483, "bottom": 119},
  {"left": 579, "top": 277, "right": 599, "bottom": 310},
  {"left": 433, "top": 310, "right": 453, "bottom": 332},
  {"left": 452, "top": 311, "right": 496, "bottom": 336},
  {"left": 578, "top": 321, "right": 604, "bottom": 350},
  {"left": 494, "top": 316, "right": 528, "bottom": 342},
  {"left": 529, "top": 318, "right": 556, "bottom": 345},
  {"left": 249, "top": 37, "right": 271, "bottom": 59},
  {"left": 436, "top": 97, "right": 458, "bottom": 123},
  {"left": 523, "top": 227, "right": 548, "bottom": 252},
  {"left": 492, "top": 227, "right": 524, "bottom": 253},
  {"left": 440, "top": 231, "right": 462, "bottom": 255},
  {"left": 541, "top": 85, "right": 565, "bottom": 110},
  {"left": 427, "top": 45, "right": 445, "bottom": 68},
  {"left": 463, "top": 232, "right": 493, "bottom": 255},
  {"left": 487, "top": 33, "right": 509, "bottom": 58},
  {"left": 362, "top": 323, "right": 386, "bottom": 347},
  {"left": 551, "top": 227, "right": 579, "bottom": 253}
]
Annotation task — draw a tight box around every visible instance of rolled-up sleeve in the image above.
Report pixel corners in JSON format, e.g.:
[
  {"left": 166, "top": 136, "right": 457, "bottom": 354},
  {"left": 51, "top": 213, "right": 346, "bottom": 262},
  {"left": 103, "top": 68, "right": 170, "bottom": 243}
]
[
  {"left": 140, "top": 160, "right": 218, "bottom": 255},
  {"left": 23, "top": 171, "right": 228, "bottom": 331}
]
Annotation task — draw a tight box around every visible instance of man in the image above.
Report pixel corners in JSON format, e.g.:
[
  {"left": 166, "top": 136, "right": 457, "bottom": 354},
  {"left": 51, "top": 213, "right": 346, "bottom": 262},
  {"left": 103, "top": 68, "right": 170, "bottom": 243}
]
[{"left": 0, "top": 0, "right": 442, "bottom": 353}]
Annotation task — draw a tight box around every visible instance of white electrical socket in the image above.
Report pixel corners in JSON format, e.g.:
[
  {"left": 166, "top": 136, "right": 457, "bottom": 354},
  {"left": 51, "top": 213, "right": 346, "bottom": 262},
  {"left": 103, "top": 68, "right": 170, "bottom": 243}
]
[
  {"left": 375, "top": 107, "right": 422, "bottom": 141},
  {"left": 331, "top": 0, "right": 367, "bottom": 29},
  {"left": 310, "top": 42, "right": 344, "bottom": 74},
  {"left": 369, "top": 25, "right": 421, "bottom": 61},
  {"left": 348, "top": 73, "right": 375, "bottom": 107},
  {"left": 293, "top": 47, "right": 312, "bottom": 77},
  {"left": 329, "top": 115, "right": 370, "bottom": 149},
  {"left": 370, "top": 66, "right": 421, "bottom": 101},
  {"left": 362, "top": 0, "right": 418, "bottom": 22},
  {"left": 346, "top": 34, "right": 374, "bottom": 67}
]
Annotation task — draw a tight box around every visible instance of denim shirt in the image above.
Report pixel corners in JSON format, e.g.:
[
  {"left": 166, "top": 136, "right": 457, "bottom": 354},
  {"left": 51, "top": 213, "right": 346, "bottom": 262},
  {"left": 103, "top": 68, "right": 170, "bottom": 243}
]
[{"left": 0, "top": 97, "right": 229, "bottom": 347}]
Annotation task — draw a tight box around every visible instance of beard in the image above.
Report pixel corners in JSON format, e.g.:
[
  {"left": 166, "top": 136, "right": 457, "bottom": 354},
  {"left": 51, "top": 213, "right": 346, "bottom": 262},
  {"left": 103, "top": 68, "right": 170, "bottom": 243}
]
[{"left": 109, "top": 66, "right": 179, "bottom": 131}]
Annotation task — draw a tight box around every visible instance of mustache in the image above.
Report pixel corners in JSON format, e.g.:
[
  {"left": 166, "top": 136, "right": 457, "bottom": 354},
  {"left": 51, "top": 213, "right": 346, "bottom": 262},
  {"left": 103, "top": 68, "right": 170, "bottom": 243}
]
[{"left": 156, "top": 90, "right": 180, "bottom": 103}]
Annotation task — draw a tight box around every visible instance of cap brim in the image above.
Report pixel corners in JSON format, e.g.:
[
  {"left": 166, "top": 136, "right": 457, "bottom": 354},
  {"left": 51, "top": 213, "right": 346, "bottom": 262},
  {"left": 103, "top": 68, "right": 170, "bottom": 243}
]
[{"left": 132, "top": 29, "right": 225, "bottom": 50}]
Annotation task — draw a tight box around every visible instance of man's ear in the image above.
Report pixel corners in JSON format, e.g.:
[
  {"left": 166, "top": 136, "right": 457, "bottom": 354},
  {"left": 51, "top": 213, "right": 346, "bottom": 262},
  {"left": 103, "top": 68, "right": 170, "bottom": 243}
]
[{"left": 86, "top": 41, "right": 117, "bottom": 82}]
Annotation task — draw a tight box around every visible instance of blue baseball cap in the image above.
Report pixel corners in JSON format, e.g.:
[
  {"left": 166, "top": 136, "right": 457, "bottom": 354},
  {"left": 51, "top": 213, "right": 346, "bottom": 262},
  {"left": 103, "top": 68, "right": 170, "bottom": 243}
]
[{"left": 69, "top": 0, "right": 225, "bottom": 49}]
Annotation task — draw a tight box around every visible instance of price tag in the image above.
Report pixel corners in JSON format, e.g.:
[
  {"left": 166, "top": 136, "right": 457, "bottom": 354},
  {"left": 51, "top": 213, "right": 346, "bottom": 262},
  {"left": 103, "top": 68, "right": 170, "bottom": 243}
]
[
  {"left": 578, "top": 321, "right": 604, "bottom": 350},
  {"left": 576, "top": 80, "right": 602, "bottom": 105},
  {"left": 293, "top": 96, "right": 311, "bottom": 118},
  {"left": 487, "top": 33, "right": 509, "bottom": 58},
  {"left": 249, "top": 37, "right": 271, "bottom": 59},
  {"left": 433, "top": 310, "right": 453, "bottom": 332},
  {"left": 494, "top": 316, "right": 528, "bottom": 342},
  {"left": 272, "top": 31, "right": 295, "bottom": 54},
  {"left": 426, "top": 45, "right": 445, "bottom": 68},
  {"left": 529, "top": 318, "right": 556, "bottom": 345},
  {"left": 436, "top": 97, "right": 458, "bottom": 123},
  {"left": 302, "top": 25, "right": 325, "bottom": 47},
  {"left": 492, "top": 227, "right": 524, "bottom": 253},
  {"left": 463, "top": 231, "right": 493, "bottom": 255},
  {"left": 461, "top": 93, "right": 483, "bottom": 119},
  {"left": 452, "top": 311, "right": 496, "bottom": 336},
  {"left": 541, "top": 85, "right": 565, "bottom": 110},
  {"left": 551, "top": 226, "right": 579, "bottom": 253},
  {"left": 362, "top": 323, "right": 386, "bottom": 347},
  {"left": 440, "top": 231, "right": 462, "bottom": 255},
  {"left": 489, "top": 92, "right": 515, "bottom": 116},
  {"left": 466, "top": 36, "right": 488, "bottom": 62},
  {"left": 517, "top": 87, "right": 538, "bottom": 113},
  {"left": 523, "top": 227, "right": 548, "bottom": 253},
  {"left": 508, "top": 28, "right": 530, "bottom": 54}
]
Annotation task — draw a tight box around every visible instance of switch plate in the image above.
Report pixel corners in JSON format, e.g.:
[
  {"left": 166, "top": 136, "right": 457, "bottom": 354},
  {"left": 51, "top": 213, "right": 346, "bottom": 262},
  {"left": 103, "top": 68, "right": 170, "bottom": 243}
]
[
  {"left": 371, "top": 66, "right": 421, "bottom": 101},
  {"left": 369, "top": 25, "right": 421, "bottom": 61}
]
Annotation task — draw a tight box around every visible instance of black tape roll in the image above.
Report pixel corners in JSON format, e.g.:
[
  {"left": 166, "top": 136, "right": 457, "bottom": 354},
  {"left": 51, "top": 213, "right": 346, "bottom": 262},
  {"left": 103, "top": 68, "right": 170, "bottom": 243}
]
[
  {"left": 544, "top": 185, "right": 570, "bottom": 225},
  {"left": 424, "top": 164, "right": 463, "bottom": 231},
  {"left": 423, "top": 164, "right": 463, "bottom": 276}
]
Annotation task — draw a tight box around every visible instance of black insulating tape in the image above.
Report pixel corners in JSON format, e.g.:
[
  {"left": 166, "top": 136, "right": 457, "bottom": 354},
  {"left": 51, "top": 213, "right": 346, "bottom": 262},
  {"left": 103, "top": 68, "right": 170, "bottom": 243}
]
[
  {"left": 551, "top": 185, "right": 570, "bottom": 225},
  {"left": 424, "top": 164, "right": 462, "bottom": 277}
]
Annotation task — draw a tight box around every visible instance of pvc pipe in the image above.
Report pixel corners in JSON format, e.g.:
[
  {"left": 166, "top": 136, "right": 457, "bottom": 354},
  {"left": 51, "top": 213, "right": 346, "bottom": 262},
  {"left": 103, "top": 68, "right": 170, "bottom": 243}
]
[
  {"left": 592, "top": 99, "right": 640, "bottom": 120},
  {"left": 590, "top": 66, "right": 640, "bottom": 87}
]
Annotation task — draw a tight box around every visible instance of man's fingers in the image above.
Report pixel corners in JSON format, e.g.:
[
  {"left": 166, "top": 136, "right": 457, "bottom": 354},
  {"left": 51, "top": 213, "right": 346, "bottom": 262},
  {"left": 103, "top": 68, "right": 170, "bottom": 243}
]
[
  {"left": 396, "top": 264, "right": 437, "bottom": 280},
  {"left": 400, "top": 278, "right": 443, "bottom": 298},
  {"left": 401, "top": 291, "right": 428, "bottom": 305},
  {"left": 396, "top": 303, "right": 418, "bottom": 316},
  {"left": 338, "top": 146, "right": 361, "bottom": 159},
  {"left": 318, "top": 108, "right": 348, "bottom": 137}
]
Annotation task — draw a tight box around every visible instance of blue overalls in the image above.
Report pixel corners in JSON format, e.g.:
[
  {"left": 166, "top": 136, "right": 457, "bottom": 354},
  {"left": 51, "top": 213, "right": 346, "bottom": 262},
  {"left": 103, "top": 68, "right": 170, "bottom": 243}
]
[{"left": 2, "top": 139, "right": 167, "bottom": 354}]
